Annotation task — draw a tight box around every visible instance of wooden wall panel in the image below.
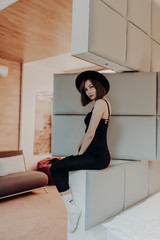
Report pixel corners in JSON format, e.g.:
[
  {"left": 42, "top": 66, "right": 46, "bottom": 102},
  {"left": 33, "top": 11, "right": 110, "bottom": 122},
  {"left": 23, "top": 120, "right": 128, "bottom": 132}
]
[{"left": 0, "top": 58, "right": 21, "bottom": 151}]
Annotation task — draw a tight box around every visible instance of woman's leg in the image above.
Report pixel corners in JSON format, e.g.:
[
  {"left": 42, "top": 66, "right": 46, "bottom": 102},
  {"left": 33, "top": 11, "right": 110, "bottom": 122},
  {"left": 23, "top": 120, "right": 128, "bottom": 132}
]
[
  {"left": 50, "top": 154, "right": 102, "bottom": 193},
  {"left": 50, "top": 154, "right": 101, "bottom": 233}
]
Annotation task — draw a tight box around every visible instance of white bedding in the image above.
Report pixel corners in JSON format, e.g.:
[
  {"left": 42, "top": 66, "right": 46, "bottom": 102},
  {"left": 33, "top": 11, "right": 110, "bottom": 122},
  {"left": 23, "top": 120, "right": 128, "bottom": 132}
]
[{"left": 102, "top": 192, "right": 160, "bottom": 240}]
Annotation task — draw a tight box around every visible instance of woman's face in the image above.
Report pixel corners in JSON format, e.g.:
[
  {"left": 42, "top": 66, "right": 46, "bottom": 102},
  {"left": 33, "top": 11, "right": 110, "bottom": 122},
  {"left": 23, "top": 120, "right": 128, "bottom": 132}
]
[{"left": 84, "top": 79, "right": 97, "bottom": 100}]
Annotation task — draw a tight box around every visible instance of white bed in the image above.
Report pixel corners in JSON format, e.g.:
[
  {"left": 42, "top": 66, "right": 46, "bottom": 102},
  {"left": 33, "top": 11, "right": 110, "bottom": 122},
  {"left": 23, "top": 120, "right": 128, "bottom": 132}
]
[{"left": 102, "top": 192, "right": 160, "bottom": 240}]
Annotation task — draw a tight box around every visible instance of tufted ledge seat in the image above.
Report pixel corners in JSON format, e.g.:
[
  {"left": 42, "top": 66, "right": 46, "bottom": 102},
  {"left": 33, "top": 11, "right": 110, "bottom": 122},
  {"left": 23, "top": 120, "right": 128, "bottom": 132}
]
[{"left": 67, "top": 159, "right": 160, "bottom": 240}]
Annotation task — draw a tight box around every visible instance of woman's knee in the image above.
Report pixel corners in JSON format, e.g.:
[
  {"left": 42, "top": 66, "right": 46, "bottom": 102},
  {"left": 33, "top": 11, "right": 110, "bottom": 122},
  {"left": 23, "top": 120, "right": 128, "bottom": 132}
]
[
  {"left": 50, "top": 161, "right": 62, "bottom": 174},
  {"left": 50, "top": 163, "right": 57, "bottom": 173}
]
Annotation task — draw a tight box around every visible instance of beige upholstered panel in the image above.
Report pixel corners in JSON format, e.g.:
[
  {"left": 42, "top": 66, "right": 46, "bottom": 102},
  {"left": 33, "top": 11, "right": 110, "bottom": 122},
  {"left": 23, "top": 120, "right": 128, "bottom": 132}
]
[
  {"left": 126, "top": 22, "right": 151, "bottom": 72},
  {"left": 72, "top": 0, "right": 160, "bottom": 72},
  {"left": 53, "top": 74, "right": 94, "bottom": 115},
  {"left": 151, "top": 0, "right": 160, "bottom": 45},
  {"left": 52, "top": 115, "right": 86, "bottom": 156},
  {"left": 148, "top": 160, "right": 160, "bottom": 195},
  {"left": 101, "top": 0, "right": 127, "bottom": 17},
  {"left": 108, "top": 116, "right": 156, "bottom": 161},
  {"left": 127, "top": 0, "right": 151, "bottom": 35},
  {"left": 52, "top": 72, "right": 158, "bottom": 162},
  {"left": 106, "top": 72, "right": 156, "bottom": 115},
  {"left": 123, "top": 161, "right": 148, "bottom": 209},
  {"left": 151, "top": 41, "right": 160, "bottom": 72},
  {"left": 89, "top": 0, "right": 126, "bottom": 66},
  {"left": 85, "top": 164, "right": 125, "bottom": 229},
  {"left": 54, "top": 72, "right": 156, "bottom": 116}
]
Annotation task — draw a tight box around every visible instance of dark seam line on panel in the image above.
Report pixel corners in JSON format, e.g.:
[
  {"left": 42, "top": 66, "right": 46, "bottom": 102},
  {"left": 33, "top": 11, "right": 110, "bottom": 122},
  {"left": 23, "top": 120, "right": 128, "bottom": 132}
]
[
  {"left": 127, "top": 20, "right": 150, "bottom": 36},
  {"left": 100, "top": 0, "right": 126, "bottom": 19},
  {"left": 151, "top": 38, "right": 160, "bottom": 45}
]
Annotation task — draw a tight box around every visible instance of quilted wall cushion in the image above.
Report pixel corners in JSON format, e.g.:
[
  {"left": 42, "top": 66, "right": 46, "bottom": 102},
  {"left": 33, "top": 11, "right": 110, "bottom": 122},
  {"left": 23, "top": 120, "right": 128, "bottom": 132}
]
[{"left": 0, "top": 154, "right": 26, "bottom": 176}]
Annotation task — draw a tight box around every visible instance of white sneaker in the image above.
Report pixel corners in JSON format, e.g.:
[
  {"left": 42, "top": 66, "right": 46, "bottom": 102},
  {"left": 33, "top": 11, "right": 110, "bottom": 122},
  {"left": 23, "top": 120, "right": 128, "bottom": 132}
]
[
  {"left": 68, "top": 203, "right": 82, "bottom": 233},
  {"left": 62, "top": 193, "right": 82, "bottom": 233}
]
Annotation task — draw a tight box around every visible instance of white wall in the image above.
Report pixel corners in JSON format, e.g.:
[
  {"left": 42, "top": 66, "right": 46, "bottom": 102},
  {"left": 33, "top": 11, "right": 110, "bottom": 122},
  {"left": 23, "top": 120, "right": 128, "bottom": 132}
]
[{"left": 20, "top": 52, "right": 99, "bottom": 170}]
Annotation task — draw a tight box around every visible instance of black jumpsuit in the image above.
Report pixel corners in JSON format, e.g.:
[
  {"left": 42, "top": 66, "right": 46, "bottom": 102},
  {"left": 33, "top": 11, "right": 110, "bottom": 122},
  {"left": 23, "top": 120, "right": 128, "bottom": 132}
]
[{"left": 50, "top": 99, "right": 111, "bottom": 192}]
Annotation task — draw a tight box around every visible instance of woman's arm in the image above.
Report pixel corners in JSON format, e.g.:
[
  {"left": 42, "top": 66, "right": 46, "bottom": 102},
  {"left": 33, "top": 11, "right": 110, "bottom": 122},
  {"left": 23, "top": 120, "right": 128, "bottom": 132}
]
[{"left": 78, "top": 100, "right": 105, "bottom": 155}]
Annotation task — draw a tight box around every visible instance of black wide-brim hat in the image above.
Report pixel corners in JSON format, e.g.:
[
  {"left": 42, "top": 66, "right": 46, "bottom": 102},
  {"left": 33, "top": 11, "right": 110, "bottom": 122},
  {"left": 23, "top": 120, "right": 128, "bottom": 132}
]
[{"left": 75, "top": 70, "right": 110, "bottom": 94}]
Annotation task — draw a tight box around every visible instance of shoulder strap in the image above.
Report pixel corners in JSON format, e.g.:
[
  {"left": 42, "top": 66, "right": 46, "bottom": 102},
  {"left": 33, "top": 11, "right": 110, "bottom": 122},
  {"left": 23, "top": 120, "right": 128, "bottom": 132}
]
[{"left": 103, "top": 99, "right": 111, "bottom": 119}]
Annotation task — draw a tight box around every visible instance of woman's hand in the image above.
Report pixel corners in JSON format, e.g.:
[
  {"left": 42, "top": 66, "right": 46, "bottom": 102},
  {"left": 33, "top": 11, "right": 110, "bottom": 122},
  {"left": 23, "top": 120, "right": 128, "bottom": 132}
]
[
  {"left": 73, "top": 136, "right": 84, "bottom": 156},
  {"left": 74, "top": 144, "right": 82, "bottom": 156},
  {"left": 73, "top": 148, "right": 79, "bottom": 156}
]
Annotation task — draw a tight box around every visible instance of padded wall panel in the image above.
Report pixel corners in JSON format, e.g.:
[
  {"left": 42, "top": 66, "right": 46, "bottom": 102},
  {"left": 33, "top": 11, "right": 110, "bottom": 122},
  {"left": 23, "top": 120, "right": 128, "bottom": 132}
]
[
  {"left": 123, "top": 161, "right": 148, "bottom": 209},
  {"left": 151, "top": 0, "right": 160, "bottom": 45},
  {"left": 148, "top": 161, "right": 160, "bottom": 195},
  {"left": 151, "top": 41, "right": 160, "bottom": 72},
  {"left": 53, "top": 74, "right": 94, "bottom": 114},
  {"left": 71, "top": 0, "right": 131, "bottom": 72},
  {"left": 101, "top": 0, "right": 127, "bottom": 17},
  {"left": 52, "top": 115, "right": 86, "bottom": 156},
  {"left": 71, "top": 0, "right": 90, "bottom": 55},
  {"left": 127, "top": 0, "right": 151, "bottom": 35},
  {"left": 105, "top": 72, "right": 156, "bottom": 115},
  {"left": 89, "top": 0, "right": 126, "bottom": 66},
  {"left": 126, "top": 22, "right": 150, "bottom": 71},
  {"left": 54, "top": 72, "right": 156, "bottom": 115},
  {"left": 158, "top": 73, "right": 160, "bottom": 116},
  {"left": 157, "top": 117, "right": 160, "bottom": 160},
  {"left": 108, "top": 116, "right": 156, "bottom": 161},
  {"left": 72, "top": 0, "right": 160, "bottom": 72},
  {"left": 86, "top": 164, "right": 125, "bottom": 229}
]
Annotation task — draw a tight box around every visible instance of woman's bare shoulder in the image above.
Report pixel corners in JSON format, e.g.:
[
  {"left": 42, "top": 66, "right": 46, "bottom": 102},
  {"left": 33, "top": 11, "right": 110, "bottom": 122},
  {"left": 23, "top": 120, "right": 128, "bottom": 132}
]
[
  {"left": 94, "top": 99, "right": 106, "bottom": 105},
  {"left": 93, "top": 99, "right": 104, "bottom": 109},
  {"left": 94, "top": 98, "right": 110, "bottom": 107}
]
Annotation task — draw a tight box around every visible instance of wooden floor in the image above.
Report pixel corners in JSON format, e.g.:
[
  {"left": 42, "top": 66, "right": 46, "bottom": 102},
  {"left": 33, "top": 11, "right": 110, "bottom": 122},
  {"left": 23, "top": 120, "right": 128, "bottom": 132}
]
[{"left": 0, "top": 186, "right": 67, "bottom": 240}]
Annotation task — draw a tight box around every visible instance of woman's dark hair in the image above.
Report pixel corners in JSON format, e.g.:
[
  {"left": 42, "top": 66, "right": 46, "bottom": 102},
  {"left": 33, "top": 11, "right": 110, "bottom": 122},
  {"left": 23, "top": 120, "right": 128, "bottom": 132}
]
[{"left": 80, "top": 78, "right": 106, "bottom": 106}]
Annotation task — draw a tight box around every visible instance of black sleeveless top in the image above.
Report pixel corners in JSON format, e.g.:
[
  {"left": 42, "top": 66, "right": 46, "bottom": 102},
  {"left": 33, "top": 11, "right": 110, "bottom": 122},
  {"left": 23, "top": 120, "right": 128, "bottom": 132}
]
[{"left": 84, "top": 99, "right": 111, "bottom": 161}]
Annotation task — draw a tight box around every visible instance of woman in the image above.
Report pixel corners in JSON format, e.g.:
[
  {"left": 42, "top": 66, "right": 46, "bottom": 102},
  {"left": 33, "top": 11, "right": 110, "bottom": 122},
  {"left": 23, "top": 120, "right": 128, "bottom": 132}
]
[{"left": 50, "top": 70, "right": 111, "bottom": 233}]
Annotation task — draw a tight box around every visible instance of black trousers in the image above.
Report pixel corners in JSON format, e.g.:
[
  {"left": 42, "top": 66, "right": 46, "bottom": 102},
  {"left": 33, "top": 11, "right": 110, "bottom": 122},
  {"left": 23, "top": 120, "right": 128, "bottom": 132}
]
[{"left": 50, "top": 154, "right": 110, "bottom": 192}]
